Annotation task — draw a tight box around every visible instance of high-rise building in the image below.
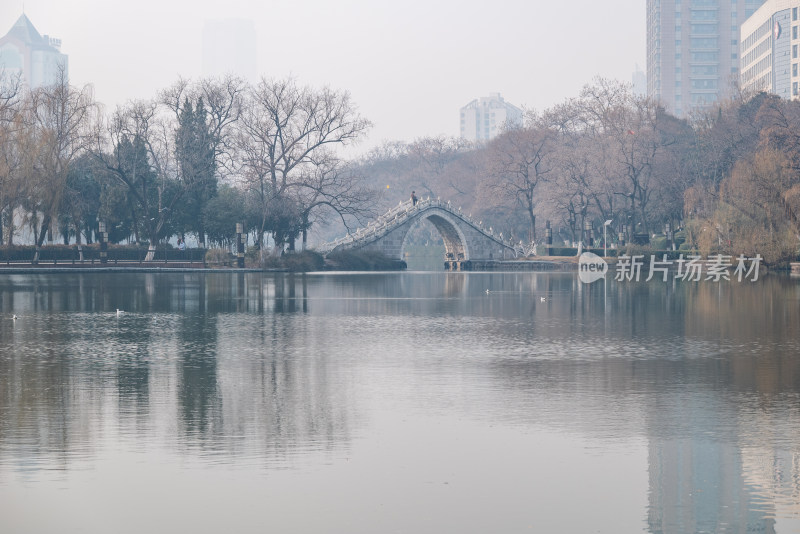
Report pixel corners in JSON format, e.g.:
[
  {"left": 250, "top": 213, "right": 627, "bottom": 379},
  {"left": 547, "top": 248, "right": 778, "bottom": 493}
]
[
  {"left": 647, "top": 0, "right": 765, "bottom": 117},
  {"left": 740, "top": 0, "right": 800, "bottom": 99},
  {"left": 633, "top": 65, "right": 647, "bottom": 96},
  {"left": 202, "top": 19, "right": 257, "bottom": 82},
  {"left": 0, "top": 13, "right": 68, "bottom": 89},
  {"left": 459, "top": 93, "right": 523, "bottom": 142}
]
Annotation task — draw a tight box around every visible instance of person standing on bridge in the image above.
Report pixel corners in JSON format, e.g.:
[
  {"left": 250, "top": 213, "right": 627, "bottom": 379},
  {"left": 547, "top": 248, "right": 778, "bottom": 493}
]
[{"left": 411, "top": 191, "right": 418, "bottom": 206}]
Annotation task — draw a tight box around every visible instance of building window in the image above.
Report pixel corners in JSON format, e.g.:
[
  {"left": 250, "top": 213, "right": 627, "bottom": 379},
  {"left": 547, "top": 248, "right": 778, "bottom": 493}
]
[
  {"left": 691, "top": 37, "right": 718, "bottom": 48},
  {"left": 692, "top": 24, "right": 718, "bottom": 34},
  {"left": 794, "top": 26, "right": 798, "bottom": 40},
  {"left": 794, "top": 63, "right": 798, "bottom": 76},
  {"left": 794, "top": 82, "right": 799, "bottom": 96},
  {"left": 794, "top": 7, "right": 798, "bottom": 21},
  {"left": 794, "top": 45, "right": 798, "bottom": 58}
]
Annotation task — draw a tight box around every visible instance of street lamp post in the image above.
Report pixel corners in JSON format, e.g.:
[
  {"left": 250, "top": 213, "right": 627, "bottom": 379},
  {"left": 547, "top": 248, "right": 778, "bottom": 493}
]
[{"left": 603, "top": 219, "right": 613, "bottom": 258}]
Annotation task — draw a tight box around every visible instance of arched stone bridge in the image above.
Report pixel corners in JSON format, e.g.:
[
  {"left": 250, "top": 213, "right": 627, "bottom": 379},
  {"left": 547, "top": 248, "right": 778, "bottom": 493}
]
[{"left": 319, "top": 197, "right": 528, "bottom": 269}]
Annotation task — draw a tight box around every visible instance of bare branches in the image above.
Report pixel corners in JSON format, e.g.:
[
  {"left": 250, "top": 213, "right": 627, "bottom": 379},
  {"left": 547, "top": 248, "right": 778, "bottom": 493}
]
[
  {"left": 237, "top": 77, "right": 372, "bottom": 247},
  {"left": 484, "top": 120, "right": 557, "bottom": 240}
]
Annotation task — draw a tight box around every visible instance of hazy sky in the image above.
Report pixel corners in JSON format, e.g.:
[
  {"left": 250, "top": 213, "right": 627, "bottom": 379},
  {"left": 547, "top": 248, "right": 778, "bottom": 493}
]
[{"left": 1, "top": 0, "right": 645, "bottom": 153}]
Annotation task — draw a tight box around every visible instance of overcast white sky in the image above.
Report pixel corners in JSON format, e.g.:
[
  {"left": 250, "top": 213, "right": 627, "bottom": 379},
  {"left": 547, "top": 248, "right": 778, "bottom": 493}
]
[{"left": 1, "top": 0, "right": 645, "bottom": 154}]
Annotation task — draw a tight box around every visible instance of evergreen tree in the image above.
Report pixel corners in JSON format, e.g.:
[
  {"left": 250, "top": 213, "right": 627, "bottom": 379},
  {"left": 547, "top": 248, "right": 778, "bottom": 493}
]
[{"left": 175, "top": 98, "right": 217, "bottom": 246}]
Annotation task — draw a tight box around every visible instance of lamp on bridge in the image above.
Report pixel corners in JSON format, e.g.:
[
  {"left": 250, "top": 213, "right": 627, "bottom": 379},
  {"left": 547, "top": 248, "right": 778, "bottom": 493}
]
[{"left": 603, "top": 220, "right": 613, "bottom": 258}]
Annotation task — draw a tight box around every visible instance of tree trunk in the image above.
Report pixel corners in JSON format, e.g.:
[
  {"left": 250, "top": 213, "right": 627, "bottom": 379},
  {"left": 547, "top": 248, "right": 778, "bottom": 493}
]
[
  {"left": 5, "top": 209, "right": 12, "bottom": 246},
  {"left": 33, "top": 214, "right": 52, "bottom": 262},
  {"left": 144, "top": 223, "right": 160, "bottom": 261},
  {"left": 144, "top": 243, "right": 157, "bottom": 262}
]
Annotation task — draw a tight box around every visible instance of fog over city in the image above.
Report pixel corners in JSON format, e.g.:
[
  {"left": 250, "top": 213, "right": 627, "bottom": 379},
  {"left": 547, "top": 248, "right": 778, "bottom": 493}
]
[{"left": 0, "top": 0, "right": 645, "bottom": 151}]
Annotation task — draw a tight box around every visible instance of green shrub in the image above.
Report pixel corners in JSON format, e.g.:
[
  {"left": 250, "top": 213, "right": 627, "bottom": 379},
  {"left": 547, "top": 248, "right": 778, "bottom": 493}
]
[
  {"left": 205, "top": 248, "right": 234, "bottom": 265},
  {"left": 541, "top": 246, "right": 578, "bottom": 256},
  {"left": 0, "top": 244, "right": 205, "bottom": 263},
  {"left": 537, "top": 246, "right": 620, "bottom": 257},
  {"left": 650, "top": 236, "right": 668, "bottom": 249},
  {"left": 325, "top": 250, "right": 406, "bottom": 270},
  {"left": 280, "top": 251, "right": 325, "bottom": 272}
]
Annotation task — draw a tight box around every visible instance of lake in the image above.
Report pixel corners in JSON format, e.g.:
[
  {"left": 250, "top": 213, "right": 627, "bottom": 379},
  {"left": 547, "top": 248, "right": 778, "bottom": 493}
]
[{"left": 0, "top": 270, "right": 799, "bottom": 533}]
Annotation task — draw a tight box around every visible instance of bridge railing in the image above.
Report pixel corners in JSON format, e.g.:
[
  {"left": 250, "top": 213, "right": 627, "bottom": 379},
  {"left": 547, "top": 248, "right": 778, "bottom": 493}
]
[{"left": 318, "top": 196, "right": 530, "bottom": 257}]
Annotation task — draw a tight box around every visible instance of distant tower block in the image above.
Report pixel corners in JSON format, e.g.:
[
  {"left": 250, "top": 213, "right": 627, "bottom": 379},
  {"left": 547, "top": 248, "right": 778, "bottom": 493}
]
[
  {"left": 459, "top": 93, "right": 523, "bottom": 142},
  {"left": 0, "top": 13, "right": 69, "bottom": 89}
]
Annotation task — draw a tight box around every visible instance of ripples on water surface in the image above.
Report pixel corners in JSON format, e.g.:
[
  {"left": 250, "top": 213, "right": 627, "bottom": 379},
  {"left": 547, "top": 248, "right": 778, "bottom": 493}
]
[{"left": 0, "top": 271, "right": 799, "bottom": 533}]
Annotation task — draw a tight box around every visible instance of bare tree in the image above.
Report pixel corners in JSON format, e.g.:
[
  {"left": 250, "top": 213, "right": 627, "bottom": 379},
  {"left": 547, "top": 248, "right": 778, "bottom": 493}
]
[
  {"left": 404, "top": 136, "right": 473, "bottom": 199},
  {"left": 26, "top": 67, "right": 99, "bottom": 261},
  {"left": 93, "top": 99, "right": 176, "bottom": 259},
  {"left": 484, "top": 115, "right": 556, "bottom": 242},
  {"left": 0, "top": 72, "right": 24, "bottom": 244},
  {"left": 294, "top": 153, "right": 376, "bottom": 249},
  {"left": 575, "top": 78, "right": 670, "bottom": 237},
  {"left": 237, "top": 77, "right": 372, "bottom": 249}
]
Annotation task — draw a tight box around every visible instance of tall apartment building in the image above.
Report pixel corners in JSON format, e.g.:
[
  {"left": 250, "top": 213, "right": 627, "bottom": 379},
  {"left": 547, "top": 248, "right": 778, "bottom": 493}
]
[
  {"left": 0, "top": 13, "right": 68, "bottom": 88},
  {"left": 459, "top": 93, "right": 523, "bottom": 142},
  {"left": 739, "top": 0, "right": 800, "bottom": 99},
  {"left": 647, "top": 0, "right": 765, "bottom": 117}
]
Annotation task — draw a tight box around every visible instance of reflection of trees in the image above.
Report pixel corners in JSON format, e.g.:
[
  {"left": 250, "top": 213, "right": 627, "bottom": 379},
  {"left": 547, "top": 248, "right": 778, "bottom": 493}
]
[
  {"left": 0, "top": 322, "right": 75, "bottom": 469},
  {"left": 177, "top": 313, "right": 221, "bottom": 441},
  {"left": 475, "top": 276, "right": 799, "bottom": 534},
  {"left": 1, "top": 270, "right": 799, "bottom": 528},
  {"left": 0, "top": 272, "right": 352, "bottom": 470}
]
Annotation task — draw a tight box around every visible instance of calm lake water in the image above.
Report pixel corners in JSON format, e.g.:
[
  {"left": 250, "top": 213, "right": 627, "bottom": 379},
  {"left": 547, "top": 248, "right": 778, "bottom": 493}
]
[{"left": 1, "top": 270, "right": 799, "bottom": 533}]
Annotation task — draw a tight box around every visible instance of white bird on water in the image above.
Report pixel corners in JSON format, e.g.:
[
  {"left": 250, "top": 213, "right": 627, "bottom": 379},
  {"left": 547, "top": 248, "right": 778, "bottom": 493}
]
[
  {"left": 540, "top": 297, "right": 546, "bottom": 302},
  {"left": 116, "top": 309, "right": 124, "bottom": 317},
  {"left": 12, "top": 314, "right": 17, "bottom": 320},
  {"left": 485, "top": 289, "right": 490, "bottom": 294}
]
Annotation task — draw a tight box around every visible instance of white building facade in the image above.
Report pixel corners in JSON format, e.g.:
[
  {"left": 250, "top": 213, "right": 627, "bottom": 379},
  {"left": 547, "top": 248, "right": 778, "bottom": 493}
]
[
  {"left": 0, "top": 14, "right": 68, "bottom": 89},
  {"left": 740, "top": 0, "right": 800, "bottom": 99},
  {"left": 459, "top": 93, "right": 523, "bottom": 142}
]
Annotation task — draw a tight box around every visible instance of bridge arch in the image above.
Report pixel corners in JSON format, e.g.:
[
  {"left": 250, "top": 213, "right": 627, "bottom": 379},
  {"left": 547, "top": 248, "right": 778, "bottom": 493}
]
[
  {"left": 400, "top": 209, "right": 470, "bottom": 261},
  {"left": 320, "top": 197, "right": 522, "bottom": 264}
]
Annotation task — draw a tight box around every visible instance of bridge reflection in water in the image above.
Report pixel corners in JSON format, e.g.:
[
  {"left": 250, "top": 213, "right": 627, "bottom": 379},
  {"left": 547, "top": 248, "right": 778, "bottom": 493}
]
[{"left": 2, "top": 273, "right": 798, "bottom": 533}]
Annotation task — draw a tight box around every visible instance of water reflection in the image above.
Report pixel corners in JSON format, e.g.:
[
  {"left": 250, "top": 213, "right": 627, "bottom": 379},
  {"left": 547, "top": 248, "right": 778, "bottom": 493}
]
[{"left": 0, "top": 272, "right": 798, "bottom": 533}]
